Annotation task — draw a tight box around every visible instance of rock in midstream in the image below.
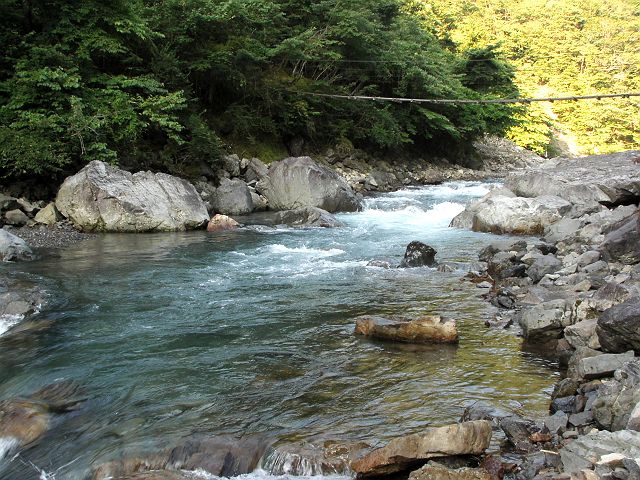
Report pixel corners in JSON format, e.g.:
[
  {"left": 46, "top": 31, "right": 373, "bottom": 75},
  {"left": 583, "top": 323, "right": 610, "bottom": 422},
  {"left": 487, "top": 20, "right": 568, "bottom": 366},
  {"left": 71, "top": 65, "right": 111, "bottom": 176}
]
[{"left": 354, "top": 315, "right": 459, "bottom": 344}]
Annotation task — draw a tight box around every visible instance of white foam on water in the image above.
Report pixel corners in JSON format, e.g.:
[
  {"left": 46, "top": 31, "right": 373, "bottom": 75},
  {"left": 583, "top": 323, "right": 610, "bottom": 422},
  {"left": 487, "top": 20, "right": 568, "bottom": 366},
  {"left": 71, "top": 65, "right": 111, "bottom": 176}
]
[
  {"left": 266, "top": 245, "right": 345, "bottom": 257},
  {"left": 0, "top": 437, "right": 18, "bottom": 461},
  {"left": 359, "top": 201, "right": 465, "bottom": 229},
  {"left": 0, "top": 315, "right": 23, "bottom": 336},
  {"left": 187, "top": 468, "right": 349, "bottom": 480}
]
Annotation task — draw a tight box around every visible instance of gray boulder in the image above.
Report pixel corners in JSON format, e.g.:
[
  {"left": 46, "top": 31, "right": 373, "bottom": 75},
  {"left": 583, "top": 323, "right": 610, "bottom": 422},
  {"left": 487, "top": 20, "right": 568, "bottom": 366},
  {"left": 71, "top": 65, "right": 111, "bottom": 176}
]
[
  {"left": 600, "top": 210, "right": 640, "bottom": 265},
  {"left": 527, "top": 254, "right": 562, "bottom": 283},
  {"left": 210, "top": 178, "right": 254, "bottom": 216},
  {"left": 55, "top": 161, "right": 209, "bottom": 232},
  {"left": 274, "top": 207, "right": 343, "bottom": 228},
  {"left": 0, "top": 229, "right": 34, "bottom": 261},
  {"left": 506, "top": 150, "right": 640, "bottom": 206},
  {"left": 4, "top": 209, "right": 29, "bottom": 226},
  {"left": 592, "top": 359, "right": 640, "bottom": 431},
  {"left": 597, "top": 297, "right": 640, "bottom": 354},
  {"left": 560, "top": 429, "right": 640, "bottom": 474},
  {"left": 34, "top": 203, "right": 62, "bottom": 226},
  {"left": 400, "top": 241, "right": 437, "bottom": 268},
  {"left": 243, "top": 157, "right": 269, "bottom": 184},
  {"left": 257, "top": 157, "right": 360, "bottom": 213},
  {"left": 450, "top": 190, "right": 572, "bottom": 235},
  {"left": 221, "top": 154, "right": 241, "bottom": 177},
  {"left": 519, "top": 299, "right": 571, "bottom": 342}
]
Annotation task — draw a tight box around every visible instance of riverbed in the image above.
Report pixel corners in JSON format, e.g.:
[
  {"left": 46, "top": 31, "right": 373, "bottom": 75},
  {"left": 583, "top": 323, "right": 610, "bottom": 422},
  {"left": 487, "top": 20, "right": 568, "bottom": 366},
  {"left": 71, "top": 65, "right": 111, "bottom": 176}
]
[{"left": 0, "top": 181, "right": 560, "bottom": 479}]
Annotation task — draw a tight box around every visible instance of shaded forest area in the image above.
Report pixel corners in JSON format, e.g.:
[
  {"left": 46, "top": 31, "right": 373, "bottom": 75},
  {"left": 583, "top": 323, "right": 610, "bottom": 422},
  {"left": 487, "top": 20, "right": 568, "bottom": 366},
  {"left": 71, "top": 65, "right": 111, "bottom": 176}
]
[{"left": 1, "top": 0, "right": 637, "bottom": 182}]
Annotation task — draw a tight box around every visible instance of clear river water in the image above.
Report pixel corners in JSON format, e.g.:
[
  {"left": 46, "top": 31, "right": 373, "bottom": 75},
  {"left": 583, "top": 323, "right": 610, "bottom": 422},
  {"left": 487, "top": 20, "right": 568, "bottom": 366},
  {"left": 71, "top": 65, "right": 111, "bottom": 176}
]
[{"left": 0, "top": 181, "right": 560, "bottom": 480}]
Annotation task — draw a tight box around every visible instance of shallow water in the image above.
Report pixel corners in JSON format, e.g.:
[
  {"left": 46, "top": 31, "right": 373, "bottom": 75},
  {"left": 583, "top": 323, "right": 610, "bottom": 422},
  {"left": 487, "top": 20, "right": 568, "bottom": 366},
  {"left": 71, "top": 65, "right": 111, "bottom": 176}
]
[{"left": 0, "top": 181, "right": 560, "bottom": 479}]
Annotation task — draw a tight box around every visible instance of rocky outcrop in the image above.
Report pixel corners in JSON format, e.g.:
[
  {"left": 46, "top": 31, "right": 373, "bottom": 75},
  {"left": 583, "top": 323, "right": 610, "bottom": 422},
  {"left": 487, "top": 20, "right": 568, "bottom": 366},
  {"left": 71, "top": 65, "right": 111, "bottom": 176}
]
[
  {"left": 600, "top": 210, "right": 640, "bottom": 265},
  {"left": 274, "top": 207, "right": 344, "bottom": 228},
  {"left": 207, "top": 214, "right": 240, "bottom": 232},
  {"left": 209, "top": 178, "right": 254, "bottom": 215},
  {"left": 0, "top": 229, "right": 34, "bottom": 261},
  {"left": 257, "top": 157, "right": 360, "bottom": 213},
  {"left": 597, "top": 297, "right": 640, "bottom": 354},
  {"left": 399, "top": 241, "right": 438, "bottom": 268},
  {"left": 592, "top": 359, "right": 640, "bottom": 431},
  {"left": 450, "top": 189, "right": 572, "bottom": 235},
  {"left": 350, "top": 421, "right": 492, "bottom": 477},
  {"left": 56, "top": 161, "right": 209, "bottom": 232},
  {"left": 354, "top": 315, "right": 459, "bottom": 344}
]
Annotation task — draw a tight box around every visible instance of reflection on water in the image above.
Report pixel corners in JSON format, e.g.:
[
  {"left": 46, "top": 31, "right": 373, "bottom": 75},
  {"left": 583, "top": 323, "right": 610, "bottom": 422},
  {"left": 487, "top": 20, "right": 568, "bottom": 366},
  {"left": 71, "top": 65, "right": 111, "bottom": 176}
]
[{"left": 0, "top": 181, "right": 559, "bottom": 479}]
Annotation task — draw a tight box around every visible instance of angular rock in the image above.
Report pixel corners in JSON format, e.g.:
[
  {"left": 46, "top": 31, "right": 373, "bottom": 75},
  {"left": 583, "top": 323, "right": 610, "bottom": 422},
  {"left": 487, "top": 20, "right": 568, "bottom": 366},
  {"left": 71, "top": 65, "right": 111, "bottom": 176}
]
[
  {"left": 600, "top": 210, "right": 640, "bottom": 265},
  {"left": 207, "top": 214, "right": 240, "bottom": 232},
  {"left": 575, "top": 350, "right": 634, "bottom": 380},
  {"left": 210, "top": 178, "right": 254, "bottom": 215},
  {"left": 450, "top": 191, "right": 572, "bottom": 235},
  {"left": 0, "top": 229, "right": 34, "bottom": 262},
  {"left": 560, "top": 429, "right": 640, "bottom": 475},
  {"left": 528, "top": 255, "right": 562, "bottom": 283},
  {"left": 350, "top": 421, "right": 492, "bottom": 477},
  {"left": 545, "top": 411, "right": 569, "bottom": 434},
  {"left": 274, "top": 207, "right": 344, "bottom": 228},
  {"left": 408, "top": 463, "right": 491, "bottom": 480},
  {"left": 4, "top": 209, "right": 30, "bottom": 226},
  {"left": 56, "top": 161, "right": 209, "bottom": 232},
  {"left": 400, "top": 241, "right": 437, "bottom": 268},
  {"left": 251, "top": 192, "right": 268, "bottom": 212},
  {"left": 519, "top": 299, "right": 571, "bottom": 343},
  {"left": 499, "top": 416, "right": 540, "bottom": 450},
  {"left": 564, "top": 319, "right": 600, "bottom": 350},
  {"left": 243, "top": 157, "right": 269, "bottom": 184},
  {"left": 597, "top": 296, "right": 640, "bottom": 354},
  {"left": 258, "top": 157, "right": 360, "bottom": 213},
  {"left": 221, "top": 154, "right": 241, "bottom": 177},
  {"left": 545, "top": 217, "right": 584, "bottom": 243},
  {"left": 593, "top": 359, "right": 640, "bottom": 431},
  {"left": 34, "top": 202, "right": 62, "bottom": 225},
  {"left": 354, "top": 315, "right": 458, "bottom": 344}
]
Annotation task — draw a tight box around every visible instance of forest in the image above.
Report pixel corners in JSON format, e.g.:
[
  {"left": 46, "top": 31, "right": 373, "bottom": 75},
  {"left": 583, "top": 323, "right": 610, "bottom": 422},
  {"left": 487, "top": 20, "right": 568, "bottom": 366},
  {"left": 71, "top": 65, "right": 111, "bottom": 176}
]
[{"left": 0, "top": 0, "right": 638, "bottom": 181}]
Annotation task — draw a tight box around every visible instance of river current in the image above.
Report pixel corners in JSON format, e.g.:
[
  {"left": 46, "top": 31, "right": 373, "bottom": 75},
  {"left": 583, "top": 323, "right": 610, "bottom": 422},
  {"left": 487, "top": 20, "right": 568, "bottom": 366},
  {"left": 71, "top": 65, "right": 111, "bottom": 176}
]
[{"left": 0, "top": 181, "right": 560, "bottom": 479}]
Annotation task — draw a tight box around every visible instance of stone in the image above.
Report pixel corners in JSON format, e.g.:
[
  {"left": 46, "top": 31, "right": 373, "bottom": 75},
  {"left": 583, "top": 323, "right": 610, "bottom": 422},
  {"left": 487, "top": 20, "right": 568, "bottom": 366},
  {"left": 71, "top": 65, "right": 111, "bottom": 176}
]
[
  {"left": 545, "top": 411, "right": 569, "bottom": 434},
  {"left": 350, "top": 421, "right": 492, "bottom": 477},
  {"left": 400, "top": 241, "right": 437, "bottom": 268},
  {"left": 505, "top": 151, "right": 640, "bottom": 206},
  {"left": 221, "top": 154, "right": 241, "bottom": 177},
  {"left": 274, "top": 207, "right": 344, "bottom": 228},
  {"left": 4, "top": 208, "right": 30, "bottom": 226},
  {"left": 354, "top": 315, "right": 458, "bottom": 344},
  {"left": 210, "top": 178, "right": 254, "bottom": 215},
  {"left": 545, "top": 217, "right": 584, "bottom": 243},
  {"left": 251, "top": 192, "right": 268, "bottom": 211},
  {"left": 577, "top": 250, "right": 602, "bottom": 268},
  {"left": 550, "top": 396, "right": 577, "bottom": 415},
  {"left": 593, "top": 359, "right": 640, "bottom": 431},
  {"left": 257, "top": 157, "right": 360, "bottom": 213},
  {"left": 207, "top": 214, "right": 240, "bottom": 232},
  {"left": 55, "top": 161, "right": 209, "bottom": 232},
  {"left": 244, "top": 157, "right": 269, "bottom": 184},
  {"left": 569, "top": 411, "right": 594, "bottom": 427},
  {"left": 476, "top": 281, "right": 492, "bottom": 289},
  {"left": 600, "top": 210, "right": 640, "bottom": 265},
  {"left": 34, "top": 202, "right": 62, "bottom": 225},
  {"left": 450, "top": 191, "right": 572, "bottom": 235},
  {"left": 565, "top": 319, "right": 600, "bottom": 350},
  {"left": 499, "top": 416, "right": 540, "bottom": 449},
  {"left": 597, "top": 297, "right": 640, "bottom": 354},
  {"left": 576, "top": 350, "right": 634, "bottom": 380},
  {"left": 519, "top": 299, "right": 571, "bottom": 343},
  {"left": 0, "top": 229, "right": 34, "bottom": 261},
  {"left": 528, "top": 255, "right": 562, "bottom": 283},
  {"left": 0, "top": 193, "right": 19, "bottom": 212},
  {"left": 560, "top": 429, "right": 640, "bottom": 475},
  {"left": 408, "top": 463, "right": 491, "bottom": 480},
  {"left": 583, "top": 260, "right": 609, "bottom": 274}
]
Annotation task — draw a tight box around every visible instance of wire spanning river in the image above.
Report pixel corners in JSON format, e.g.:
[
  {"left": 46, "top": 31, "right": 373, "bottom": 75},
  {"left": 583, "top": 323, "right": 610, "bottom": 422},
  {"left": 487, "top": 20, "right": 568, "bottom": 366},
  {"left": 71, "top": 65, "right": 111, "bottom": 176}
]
[{"left": 0, "top": 181, "right": 560, "bottom": 479}]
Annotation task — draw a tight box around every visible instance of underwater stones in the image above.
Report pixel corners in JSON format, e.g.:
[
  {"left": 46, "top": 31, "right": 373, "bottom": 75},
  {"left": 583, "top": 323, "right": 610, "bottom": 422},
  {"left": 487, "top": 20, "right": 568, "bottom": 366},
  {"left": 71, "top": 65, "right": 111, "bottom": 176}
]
[
  {"left": 354, "top": 315, "right": 458, "bottom": 344},
  {"left": 399, "top": 241, "right": 437, "bottom": 268},
  {"left": 350, "top": 420, "right": 492, "bottom": 477}
]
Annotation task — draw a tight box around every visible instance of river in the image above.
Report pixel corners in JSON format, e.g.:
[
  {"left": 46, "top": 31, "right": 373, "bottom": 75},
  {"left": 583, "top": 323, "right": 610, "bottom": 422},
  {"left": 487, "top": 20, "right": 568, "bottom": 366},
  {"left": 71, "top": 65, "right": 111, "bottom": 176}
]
[{"left": 0, "top": 181, "right": 560, "bottom": 479}]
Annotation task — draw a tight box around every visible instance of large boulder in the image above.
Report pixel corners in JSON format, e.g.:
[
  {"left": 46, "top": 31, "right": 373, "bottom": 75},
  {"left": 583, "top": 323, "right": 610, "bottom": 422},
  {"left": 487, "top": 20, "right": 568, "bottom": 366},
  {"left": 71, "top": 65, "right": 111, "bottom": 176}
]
[
  {"left": 0, "top": 229, "right": 34, "bottom": 262},
  {"left": 597, "top": 297, "right": 640, "bottom": 354},
  {"left": 34, "top": 202, "right": 62, "bottom": 226},
  {"left": 450, "top": 190, "right": 572, "bottom": 235},
  {"left": 274, "top": 207, "right": 343, "bottom": 228},
  {"left": 592, "top": 359, "right": 640, "bottom": 431},
  {"left": 350, "top": 421, "right": 492, "bottom": 477},
  {"left": 207, "top": 214, "right": 240, "bottom": 232},
  {"left": 354, "top": 315, "right": 458, "bottom": 344},
  {"left": 505, "top": 151, "right": 640, "bottom": 206},
  {"left": 519, "top": 299, "right": 572, "bottom": 343},
  {"left": 55, "top": 161, "right": 209, "bottom": 232},
  {"left": 600, "top": 210, "right": 640, "bottom": 265},
  {"left": 210, "top": 178, "right": 254, "bottom": 215},
  {"left": 257, "top": 157, "right": 360, "bottom": 213},
  {"left": 527, "top": 254, "right": 562, "bottom": 283},
  {"left": 400, "top": 241, "right": 438, "bottom": 268}
]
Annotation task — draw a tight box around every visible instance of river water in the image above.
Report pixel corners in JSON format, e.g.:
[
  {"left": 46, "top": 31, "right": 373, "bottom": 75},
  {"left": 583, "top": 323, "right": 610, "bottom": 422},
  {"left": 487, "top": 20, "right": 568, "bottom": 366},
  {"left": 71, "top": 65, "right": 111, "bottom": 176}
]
[{"left": 0, "top": 181, "right": 560, "bottom": 479}]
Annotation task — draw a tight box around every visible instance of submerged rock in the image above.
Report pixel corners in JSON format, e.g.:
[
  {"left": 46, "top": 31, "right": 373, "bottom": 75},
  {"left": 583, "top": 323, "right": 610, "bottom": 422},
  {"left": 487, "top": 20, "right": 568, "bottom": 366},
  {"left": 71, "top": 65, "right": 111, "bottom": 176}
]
[
  {"left": 350, "top": 420, "right": 492, "bottom": 477},
  {"left": 257, "top": 157, "right": 360, "bottom": 213},
  {"left": 0, "top": 229, "right": 34, "bottom": 261},
  {"left": 56, "top": 161, "right": 209, "bottom": 232},
  {"left": 399, "top": 241, "right": 437, "bottom": 268},
  {"left": 274, "top": 207, "right": 344, "bottom": 228},
  {"left": 355, "top": 315, "right": 458, "bottom": 344}
]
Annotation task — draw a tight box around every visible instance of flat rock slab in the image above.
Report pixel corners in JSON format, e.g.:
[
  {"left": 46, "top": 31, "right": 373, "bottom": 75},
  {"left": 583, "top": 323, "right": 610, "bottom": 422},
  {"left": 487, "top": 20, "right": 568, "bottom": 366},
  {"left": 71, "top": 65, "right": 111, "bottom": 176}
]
[
  {"left": 577, "top": 350, "right": 635, "bottom": 380},
  {"left": 355, "top": 315, "right": 458, "bottom": 344},
  {"left": 350, "top": 420, "right": 492, "bottom": 477}
]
